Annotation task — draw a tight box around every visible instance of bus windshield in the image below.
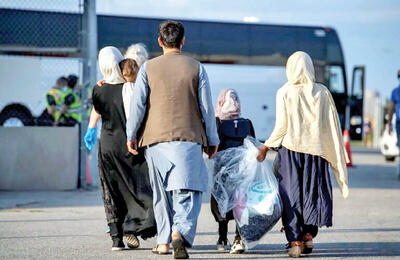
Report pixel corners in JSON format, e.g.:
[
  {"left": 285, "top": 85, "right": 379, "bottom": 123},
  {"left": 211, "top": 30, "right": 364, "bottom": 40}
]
[{"left": 205, "top": 64, "right": 286, "bottom": 140}]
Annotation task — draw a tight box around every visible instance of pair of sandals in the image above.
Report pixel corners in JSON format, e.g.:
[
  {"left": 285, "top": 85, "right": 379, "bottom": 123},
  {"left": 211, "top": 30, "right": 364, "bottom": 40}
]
[
  {"left": 287, "top": 233, "right": 314, "bottom": 258},
  {"left": 152, "top": 239, "right": 189, "bottom": 259}
]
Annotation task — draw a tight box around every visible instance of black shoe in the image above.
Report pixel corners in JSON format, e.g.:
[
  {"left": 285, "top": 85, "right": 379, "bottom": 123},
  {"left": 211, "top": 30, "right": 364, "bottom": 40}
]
[
  {"left": 112, "top": 238, "right": 125, "bottom": 251},
  {"left": 171, "top": 239, "right": 189, "bottom": 259},
  {"left": 216, "top": 239, "right": 230, "bottom": 251},
  {"left": 301, "top": 233, "right": 314, "bottom": 254}
]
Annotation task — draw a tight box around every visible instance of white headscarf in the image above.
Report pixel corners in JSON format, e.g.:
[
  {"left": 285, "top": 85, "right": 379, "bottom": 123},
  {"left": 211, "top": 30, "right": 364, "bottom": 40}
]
[
  {"left": 124, "top": 43, "right": 149, "bottom": 68},
  {"left": 98, "top": 46, "right": 125, "bottom": 84},
  {"left": 215, "top": 89, "right": 241, "bottom": 120},
  {"left": 265, "top": 51, "right": 349, "bottom": 198},
  {"left": 284, "top": 51, "right": 316, "bottom": 87}
]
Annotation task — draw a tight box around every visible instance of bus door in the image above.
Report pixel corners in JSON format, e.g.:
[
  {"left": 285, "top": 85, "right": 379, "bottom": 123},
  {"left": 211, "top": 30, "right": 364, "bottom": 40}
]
[{"left": 349, "top": 66, "right": 365, "bottom": 140}]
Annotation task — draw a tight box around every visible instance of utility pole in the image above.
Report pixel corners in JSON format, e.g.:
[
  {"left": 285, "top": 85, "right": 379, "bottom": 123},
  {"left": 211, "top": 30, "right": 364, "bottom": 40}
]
[{"left": 80, "top": 0, "right": 97, "bottom": 189}]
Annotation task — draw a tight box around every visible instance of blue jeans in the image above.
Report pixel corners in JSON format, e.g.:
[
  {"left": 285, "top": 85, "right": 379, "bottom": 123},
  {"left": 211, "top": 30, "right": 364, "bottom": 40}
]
[
  {"left": 396, "top": 121, "right": 400, "bottom": 148},
  {"left": 396, "top": 122, "right": 400, "bottom": 177}
]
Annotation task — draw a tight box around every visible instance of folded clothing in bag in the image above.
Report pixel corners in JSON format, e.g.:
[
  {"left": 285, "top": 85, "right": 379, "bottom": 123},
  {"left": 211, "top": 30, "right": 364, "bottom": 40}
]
[
  {"left": 234, "top": 191, "right": 282, "bottom": 248},
  {"left": 212, "top": 137, "right": 282, "bottom": 249}
]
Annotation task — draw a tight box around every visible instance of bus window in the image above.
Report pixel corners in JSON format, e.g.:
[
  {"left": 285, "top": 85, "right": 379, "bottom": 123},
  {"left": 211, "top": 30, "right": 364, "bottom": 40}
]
[
  {"left": 352, "top": 68, "right": 364, "bottom": 99},
  {"left": 326, "top": 66, "right": 345, "bottom": 94},
  {"left": 203, "top": 64, "right": 286, "bottom": 141},
  {"left": 325, "top": 65, "right": 347, "bottom": 128}
]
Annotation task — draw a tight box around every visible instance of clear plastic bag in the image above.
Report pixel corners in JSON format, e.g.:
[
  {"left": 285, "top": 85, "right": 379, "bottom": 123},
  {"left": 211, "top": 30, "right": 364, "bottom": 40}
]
[{"left": 211, "top": 136, "right": 282, "bottom": 249}]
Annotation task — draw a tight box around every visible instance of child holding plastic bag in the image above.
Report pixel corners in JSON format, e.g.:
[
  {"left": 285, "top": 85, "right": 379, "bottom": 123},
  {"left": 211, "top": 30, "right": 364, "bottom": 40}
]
[
  {"left": 257, "top": 51, "right": 349, "bottom": 258},
  {"left": 211, "top": 89, "right": 255, "bottom": 254},
  {"left": 212, "top": 136, "right": 282, "bottom": 251}
]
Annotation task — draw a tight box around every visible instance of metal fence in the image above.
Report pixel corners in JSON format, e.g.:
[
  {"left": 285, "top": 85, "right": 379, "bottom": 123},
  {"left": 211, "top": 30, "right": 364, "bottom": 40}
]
[
  {"left": 0, "top": 0, "right": 83, "bottom": 126},
  {"left": 0, "top": 0, "right": 97, "bottom": 188}
]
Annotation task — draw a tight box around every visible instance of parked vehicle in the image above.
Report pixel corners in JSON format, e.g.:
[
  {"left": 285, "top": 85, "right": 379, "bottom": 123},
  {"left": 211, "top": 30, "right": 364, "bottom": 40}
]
[
  {"left": 1, "top": 8, "right": 364, "bottom": 139},
  {"left": 0, "top": 55, "right": 80, "bottom": 127}
]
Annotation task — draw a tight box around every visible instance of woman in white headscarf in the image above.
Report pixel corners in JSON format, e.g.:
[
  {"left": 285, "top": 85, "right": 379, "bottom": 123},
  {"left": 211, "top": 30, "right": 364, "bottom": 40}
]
[
  {"left": 87, "top": 43, "right": 149, "bottom": 126},
  {"left": 84, "top": 46, "right": 156, "bottom": 251},
  {"left": 257, "top": 51, "right": 349, "bottom": 258},
  {"left": 212, "top": 89, "right": 256, "bottom": 254}
]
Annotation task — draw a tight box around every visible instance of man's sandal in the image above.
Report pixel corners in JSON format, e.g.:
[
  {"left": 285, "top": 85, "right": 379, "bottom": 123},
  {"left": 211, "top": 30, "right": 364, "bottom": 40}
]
[
  {"left": 171, "top": 239, "right": 189, "bottom": 259},
  {"left": 151, "top": 245, "right": 170, "bottom": 255}
]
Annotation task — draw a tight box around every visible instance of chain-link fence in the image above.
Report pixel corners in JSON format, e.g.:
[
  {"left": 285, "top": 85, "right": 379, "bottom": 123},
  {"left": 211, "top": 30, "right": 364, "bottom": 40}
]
[
  {"left": 0, "top": 0, "right": 84, "bottom": 126},
  {"left": 0, "top": 1, "right": 97, "bottom": 189}
]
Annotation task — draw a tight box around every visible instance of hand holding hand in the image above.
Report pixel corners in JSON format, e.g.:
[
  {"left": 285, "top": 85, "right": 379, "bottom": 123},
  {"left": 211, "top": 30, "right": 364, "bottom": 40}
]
[
  {"left": 257, "top": 145, "right": 269, "bottom": 162},
  {"left": 127, "top": 139, "right": 138, "bottom": 155},
  {"left": 388, "top": 123, "right": 393, "bottom": 135},
  {"left": 97, "top": 79, "right": 106, "bottom": 86},
  {"left": 84, "top": 127, "right": 97, "bottom": 151},
  {"left": 204, "top": 145, "right": 218, "bottom": 159}
]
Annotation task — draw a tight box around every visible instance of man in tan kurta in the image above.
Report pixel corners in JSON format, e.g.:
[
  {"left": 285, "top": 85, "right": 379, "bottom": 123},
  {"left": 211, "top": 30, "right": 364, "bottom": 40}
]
[{"left": 125, "top": 20, "right": 219, "bottom": 259}]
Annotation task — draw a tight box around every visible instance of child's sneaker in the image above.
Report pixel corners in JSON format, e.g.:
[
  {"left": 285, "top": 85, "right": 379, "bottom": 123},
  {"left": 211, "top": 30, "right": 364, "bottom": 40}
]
[
  {"left": 229, "top": 239, "right": 245, "bottom": 254},
  {"left": 111, "top": 238, "right": 125, "bottom": 251},
  {"left": 216, "top": 239, "right": 230, "bottom": 251},
  {"left": 288, "top": 241, "right": 303, "bottom": 258},
  {"left": 301, "top": 233, "right": 313, "bottom": 254}
]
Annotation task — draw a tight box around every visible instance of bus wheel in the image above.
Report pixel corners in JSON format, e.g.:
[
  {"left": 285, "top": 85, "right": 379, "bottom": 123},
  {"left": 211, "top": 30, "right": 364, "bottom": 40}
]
[{"left": 0, "top": 104, "right": 35, "bottom": 127}]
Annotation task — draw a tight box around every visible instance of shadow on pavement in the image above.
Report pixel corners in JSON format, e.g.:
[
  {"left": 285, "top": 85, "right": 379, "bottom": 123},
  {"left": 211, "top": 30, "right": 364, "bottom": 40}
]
[
  {"left": 0, "top": 190, "right": 104, "bottom": 209},
  {"left": 351, "top": 147, "right": 380, "bottom": 154},
  {"left": 346, "top": 163, "right": 400, "bottom": 189},
  {"left": 191, "top": 242, "right": 400, "bottom": 259},
  {"left": 196, "top": 227, "right": 400, "bottom": 236},
  {"left": 0, "top": 217, "right": 102, "bottom": 223}
]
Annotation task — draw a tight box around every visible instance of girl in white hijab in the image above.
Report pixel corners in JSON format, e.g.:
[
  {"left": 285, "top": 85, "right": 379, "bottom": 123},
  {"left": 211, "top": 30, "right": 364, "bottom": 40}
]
[
  {"left": 84, "top": 46, "right": 156, "bottom": 251},
  {"left": 257, "top": 51, "right": 348, "bottom": 258}
]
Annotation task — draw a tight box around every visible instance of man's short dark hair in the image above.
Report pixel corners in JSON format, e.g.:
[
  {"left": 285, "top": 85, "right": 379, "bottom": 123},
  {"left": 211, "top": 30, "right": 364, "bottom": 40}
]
[
  {"left": 398, "top": 70, "right": 400, "bottom": 79},
  {"left": 56, "top": 76, "right": 68, "bottom": 87},
  {"left": 158, "top": 20, "right": 185, "bottom": 49},
  {"left": 67, "top": 74, "right": 78, "bottom": 89}
]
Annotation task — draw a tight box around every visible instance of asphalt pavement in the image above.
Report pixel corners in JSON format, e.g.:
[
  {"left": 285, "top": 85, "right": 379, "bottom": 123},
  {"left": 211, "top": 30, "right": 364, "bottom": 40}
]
[{"left": 0, "top": 147, "right": 400, "bottom": 259}]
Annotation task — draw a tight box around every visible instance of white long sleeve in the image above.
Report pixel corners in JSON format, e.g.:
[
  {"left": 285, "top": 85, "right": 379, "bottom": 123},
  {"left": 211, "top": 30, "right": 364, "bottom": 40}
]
[{"left": 122, "top": 82, "right": 134, "bottom": 121}]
